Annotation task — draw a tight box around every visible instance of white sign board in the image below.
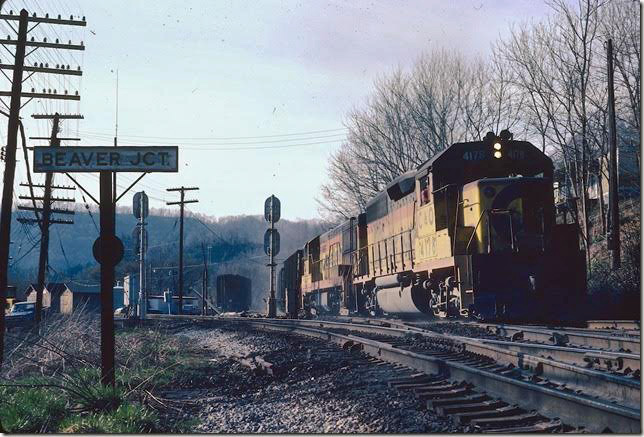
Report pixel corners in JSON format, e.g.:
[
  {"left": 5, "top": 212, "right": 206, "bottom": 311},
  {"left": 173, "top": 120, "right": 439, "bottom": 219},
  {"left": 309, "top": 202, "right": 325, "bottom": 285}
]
[{"left": 33, "top": 146, "right": 179, "bottom": 173}]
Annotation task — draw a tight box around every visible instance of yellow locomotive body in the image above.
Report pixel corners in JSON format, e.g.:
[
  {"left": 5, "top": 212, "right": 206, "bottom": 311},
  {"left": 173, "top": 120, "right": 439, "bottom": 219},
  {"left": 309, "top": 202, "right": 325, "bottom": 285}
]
[{"left": 294, "top": 132, "right": 586, "bottom": 321}]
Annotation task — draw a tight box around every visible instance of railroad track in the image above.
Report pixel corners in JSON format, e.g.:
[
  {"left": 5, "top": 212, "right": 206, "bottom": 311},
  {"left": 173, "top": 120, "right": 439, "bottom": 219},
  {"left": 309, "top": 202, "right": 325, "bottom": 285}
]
[
  {"left": 472, "top": 322, "right": 640, "bottom": 354},
  {"left": 148, "top": 314, "right": 640, "bottom": 433}
]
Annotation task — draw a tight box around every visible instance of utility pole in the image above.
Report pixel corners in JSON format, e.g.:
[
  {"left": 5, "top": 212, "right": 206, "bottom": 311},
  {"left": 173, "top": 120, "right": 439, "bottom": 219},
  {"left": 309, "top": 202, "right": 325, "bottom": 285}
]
[
  {"left": 113, "top": 68, "right": 118, "bottom": 202},
  {"left": 0, "top": 10, "right": 26, "bottom": 363},
  {"left": 201, "top": 242, "right": 208, "bottom": 316},
  {"left": 0, "top": 9, "right": 85, "bottom": 367},
  {"left": 18, "top": 114, "right": 75, "bottom": 325},
  {"left": 166, "top": 187, "right": 198, "bottom": 314},
  {"left": 607, "top": 38, "right": 620, "bottom": 269},
  {"left": 133, "top": 191, "right": 148, "bottom": 319}
]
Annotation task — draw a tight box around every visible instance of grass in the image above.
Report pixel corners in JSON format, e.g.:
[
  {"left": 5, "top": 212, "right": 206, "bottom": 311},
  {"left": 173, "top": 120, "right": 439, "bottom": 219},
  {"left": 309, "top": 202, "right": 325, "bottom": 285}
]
[
  {"left": 59, "top": 404, "right": 162, "bottom": 433},
  {"left": 0, "top": 318, "right": 204, "bottom": 433},
  {"left": 0, "top": 382, "right": 67, "bottom": 433}
]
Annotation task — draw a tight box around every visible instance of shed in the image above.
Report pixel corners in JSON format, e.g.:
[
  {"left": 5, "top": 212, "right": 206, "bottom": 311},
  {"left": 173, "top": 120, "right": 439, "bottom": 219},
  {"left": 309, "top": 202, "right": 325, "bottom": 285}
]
[{"left": 25, "top": 283, "right": 73, "bottom": 314}]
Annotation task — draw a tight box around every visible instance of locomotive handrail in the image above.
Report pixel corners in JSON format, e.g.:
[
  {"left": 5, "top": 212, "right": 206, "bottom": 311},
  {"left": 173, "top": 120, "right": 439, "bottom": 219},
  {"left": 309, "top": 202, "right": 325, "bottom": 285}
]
[
  {"left": 488, "top": 208, "right": 516, "bottom": 252},
  {"left": 465, "top": 208, "right": 488, "bottom": 256}
]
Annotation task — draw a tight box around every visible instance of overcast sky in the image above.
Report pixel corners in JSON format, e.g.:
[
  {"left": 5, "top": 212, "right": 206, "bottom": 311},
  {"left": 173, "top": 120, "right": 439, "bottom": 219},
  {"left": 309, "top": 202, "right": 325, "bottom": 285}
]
[{"left": 1, "top": 0, "right": 553, "bottom": 220}]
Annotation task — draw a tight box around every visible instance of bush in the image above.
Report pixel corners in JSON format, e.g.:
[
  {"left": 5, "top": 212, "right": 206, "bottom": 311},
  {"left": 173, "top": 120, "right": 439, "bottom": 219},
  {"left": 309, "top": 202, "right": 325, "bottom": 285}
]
[
  {"left": 587, "top": 217, "right": 640, "bottom": 319},
  {"left": 62, "top": 368, "right": 124, "bottom": 413}
]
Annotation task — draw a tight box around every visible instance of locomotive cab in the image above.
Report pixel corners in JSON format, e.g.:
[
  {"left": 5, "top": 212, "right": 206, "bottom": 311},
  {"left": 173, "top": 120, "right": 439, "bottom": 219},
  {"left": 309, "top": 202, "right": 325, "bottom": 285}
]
[{"left": 414, "top": 131, "right": 584, "bottom": 320}]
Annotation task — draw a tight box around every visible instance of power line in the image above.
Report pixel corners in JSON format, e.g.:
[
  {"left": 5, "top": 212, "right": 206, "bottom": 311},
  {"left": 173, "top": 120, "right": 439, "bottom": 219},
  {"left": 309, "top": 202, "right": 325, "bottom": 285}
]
[
  {"left": 80, "top": 131, "right": 346, "bottom": 146},
  {"left": 81, "top": 136, "right": 345, "bottom": 151},
  {"left": 79, "top": 126, "right": 348, "bottom": 141}
]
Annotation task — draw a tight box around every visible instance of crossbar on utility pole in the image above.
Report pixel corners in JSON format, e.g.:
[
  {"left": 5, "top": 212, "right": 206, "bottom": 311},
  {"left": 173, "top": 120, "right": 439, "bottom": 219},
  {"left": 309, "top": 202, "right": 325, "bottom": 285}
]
[
  {"left": 0, "top": 9, "right": 28, "bottom": 368},
  {"left": 166, "top": 186, "right": 199, "bottom": 315}
]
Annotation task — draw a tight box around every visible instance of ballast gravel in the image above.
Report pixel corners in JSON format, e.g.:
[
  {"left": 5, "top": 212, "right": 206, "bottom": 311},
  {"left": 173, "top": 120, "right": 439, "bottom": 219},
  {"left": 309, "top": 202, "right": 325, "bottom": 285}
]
[{"left": 166, "top": 323, "right": 468, "bottom": 433}]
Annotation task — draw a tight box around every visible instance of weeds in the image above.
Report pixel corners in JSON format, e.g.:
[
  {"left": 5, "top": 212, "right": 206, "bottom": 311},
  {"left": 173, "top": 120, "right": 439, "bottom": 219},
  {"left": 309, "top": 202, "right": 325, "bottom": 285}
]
[
  {"left": 59, "top": 404, "right": 162, "bottom": 433},
  {"left": 0, "top": 311, "right": 198, "bottom": 433},
  {"left": 0, "top": 382, "right": 67, "bottom": 432}
]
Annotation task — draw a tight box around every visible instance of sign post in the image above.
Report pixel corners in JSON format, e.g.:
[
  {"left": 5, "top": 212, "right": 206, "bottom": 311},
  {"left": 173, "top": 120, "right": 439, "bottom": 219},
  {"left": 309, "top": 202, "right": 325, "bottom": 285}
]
[
  {"left": 99, "top": 171, "right": 116, "bottom": 385},
  {"left": 264, "top": 195, "right": 280, "bottom": 318},
  {"left": 34, "top": 145, "right": 178, "bottom": 386}
]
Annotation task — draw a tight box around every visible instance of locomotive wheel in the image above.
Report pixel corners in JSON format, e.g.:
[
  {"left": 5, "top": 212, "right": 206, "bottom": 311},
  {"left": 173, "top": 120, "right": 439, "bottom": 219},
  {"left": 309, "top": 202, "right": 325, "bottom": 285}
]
[{"left": 364, "top": 290, "right": 381, "bottom": 317}]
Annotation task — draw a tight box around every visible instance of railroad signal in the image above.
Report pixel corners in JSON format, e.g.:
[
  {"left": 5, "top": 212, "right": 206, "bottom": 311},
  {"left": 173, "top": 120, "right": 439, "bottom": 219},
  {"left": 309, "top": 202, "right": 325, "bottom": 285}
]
[
  {"left": 264, "top": 194, "right": 280, "bottom": 318},
  {"left": 264, "top": 195, "right": 281, "bottom": 223},
  {"left": 132, "top": 225, "right": 148, "bottom": 255},
  {"left": 133, "top": 191, "right": 149, "bottom": 219},
  {"left": 264, "top": 228, "right": 280, "bottom": 256}
]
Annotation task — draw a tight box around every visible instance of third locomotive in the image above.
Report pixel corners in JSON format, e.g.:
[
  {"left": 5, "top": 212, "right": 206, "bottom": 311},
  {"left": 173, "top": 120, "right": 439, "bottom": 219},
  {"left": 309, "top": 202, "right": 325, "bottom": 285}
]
[{"left": 279, "top": 131, "right": 586, "bottom": 321}]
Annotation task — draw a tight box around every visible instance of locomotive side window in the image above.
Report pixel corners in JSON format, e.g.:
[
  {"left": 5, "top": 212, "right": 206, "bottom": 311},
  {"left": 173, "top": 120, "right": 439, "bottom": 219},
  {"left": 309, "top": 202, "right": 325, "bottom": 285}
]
[
  {"left": 420, "top": 176, "right": 431, "bottom": 206},
  {"left": 433, "top": 183, "right": 457, "bottom": 231}
]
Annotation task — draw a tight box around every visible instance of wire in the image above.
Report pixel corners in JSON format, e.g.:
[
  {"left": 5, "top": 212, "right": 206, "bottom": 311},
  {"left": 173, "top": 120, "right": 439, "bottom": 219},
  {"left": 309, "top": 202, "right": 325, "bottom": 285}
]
[
  {"left": 9, "top": 236, "right": 41, "bottom": 267},
  {"left": 81, "top": 132, "right": 346, "bottom": 147},
  {"left": 80, "top": 192, "right": 98, "bottom": 233},
  {"left": 81, "top": 136, "right": 345, "bottom": 151},
  {"left": 55, "top": 225, "right": 71, "bottom": 271},
  {"left": 192, "top": 216, "right": 227, "bottom": 244},
  {"left": 80, "top": 127, "right": 348, "bottom": 141}
]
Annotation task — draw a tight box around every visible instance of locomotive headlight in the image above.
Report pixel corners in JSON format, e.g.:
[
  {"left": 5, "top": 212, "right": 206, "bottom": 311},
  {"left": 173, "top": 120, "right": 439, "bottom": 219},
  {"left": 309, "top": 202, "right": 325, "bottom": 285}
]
[
  {"left": 493, "top": 142, "right": 502, "bottom": 150},
  {"left": 494, "top": 150, "right": 502, "bottom": 159}
]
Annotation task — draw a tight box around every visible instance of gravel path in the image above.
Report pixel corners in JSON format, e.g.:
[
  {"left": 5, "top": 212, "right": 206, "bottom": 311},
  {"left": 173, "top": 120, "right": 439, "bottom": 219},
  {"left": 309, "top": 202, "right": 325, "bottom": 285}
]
[{"left": 165, "top": 324, "right": 467, "bottom": 433}]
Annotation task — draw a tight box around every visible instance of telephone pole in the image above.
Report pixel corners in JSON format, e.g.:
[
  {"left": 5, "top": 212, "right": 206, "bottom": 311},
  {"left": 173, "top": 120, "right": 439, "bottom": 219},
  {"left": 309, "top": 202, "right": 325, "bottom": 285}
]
[
  {"left": 201, "top": 242, "right": 208, "bottom": 316},
  {"left": 166, "top": 187, "right": 198, "bottom": 314},
  {"left": 607, "top": 38, "right": 620, "bottom": 269},
  {"left": 133, "top": 191, "right": 149, "bottom": 319},
  {"left": 18, "top": 114, "right": 75, "bottom": 325},
  {"left": 0, "top": 9, "right": 85, "bottom": 366}
]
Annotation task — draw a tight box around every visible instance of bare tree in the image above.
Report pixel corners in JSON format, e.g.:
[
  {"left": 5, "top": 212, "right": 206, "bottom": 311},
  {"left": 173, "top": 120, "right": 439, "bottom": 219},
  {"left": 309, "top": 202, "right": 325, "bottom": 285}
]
[{"left": 318, "top": 50, "right": 522, "bottom": 220}]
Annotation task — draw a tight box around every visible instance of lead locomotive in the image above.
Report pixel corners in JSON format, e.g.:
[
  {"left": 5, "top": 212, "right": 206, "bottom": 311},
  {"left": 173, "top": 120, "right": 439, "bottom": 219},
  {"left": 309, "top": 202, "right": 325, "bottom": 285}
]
[{"left": 279, "top": 131, "right": 586, "bottom": 321}]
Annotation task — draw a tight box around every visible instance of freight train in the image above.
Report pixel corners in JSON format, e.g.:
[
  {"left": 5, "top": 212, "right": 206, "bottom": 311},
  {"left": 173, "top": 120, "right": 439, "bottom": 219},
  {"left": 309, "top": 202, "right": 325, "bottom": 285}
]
[
  {"left": 216, "top": 274, "right": 252, "bottom": 312},
  {"left": 279, "top": 131, "right": 586, "bottom": 321}
]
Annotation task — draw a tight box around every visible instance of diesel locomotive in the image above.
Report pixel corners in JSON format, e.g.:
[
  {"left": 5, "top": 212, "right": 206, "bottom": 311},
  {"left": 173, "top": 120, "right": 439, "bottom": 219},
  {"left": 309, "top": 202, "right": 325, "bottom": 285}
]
[{"left": 279, "top": 131, "right": 586, "bottom": 321}]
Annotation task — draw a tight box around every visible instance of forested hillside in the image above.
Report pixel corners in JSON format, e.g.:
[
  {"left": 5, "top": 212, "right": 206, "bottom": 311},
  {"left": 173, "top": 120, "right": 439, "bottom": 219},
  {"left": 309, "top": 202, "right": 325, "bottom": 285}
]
[{"left": 8, "top": 208, "right": 328, "bottom": 310}]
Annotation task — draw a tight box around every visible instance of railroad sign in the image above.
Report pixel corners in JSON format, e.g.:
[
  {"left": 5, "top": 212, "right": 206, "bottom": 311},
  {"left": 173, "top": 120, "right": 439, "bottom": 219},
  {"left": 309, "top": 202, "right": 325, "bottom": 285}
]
[
  {"left": 92, "top": 235, "right": 124, "bottom": 266},
  {"left": 264, "top": 228, "right": 280, "bottom": 256},
  {"left": 264, "top": 195, "right": 280, "bottom": 223},
  {"left": 132, "top": 225, "right": 148, "bottom": 255},
  {"left": 33, "top": 146, "right": 179, "bottom": 173},
  {"left": 133, "top": 191, "right": 149, "bottom": 219}
]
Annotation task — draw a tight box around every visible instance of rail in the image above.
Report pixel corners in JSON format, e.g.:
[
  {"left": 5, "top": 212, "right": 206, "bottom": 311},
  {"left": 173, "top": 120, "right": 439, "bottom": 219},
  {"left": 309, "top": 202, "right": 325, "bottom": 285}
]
[
  {"left": 211, "top": 316, "right": 640, "bottom": 433},
  {"left": 146, "top": 314, "right": 640, "bottom": 432}
]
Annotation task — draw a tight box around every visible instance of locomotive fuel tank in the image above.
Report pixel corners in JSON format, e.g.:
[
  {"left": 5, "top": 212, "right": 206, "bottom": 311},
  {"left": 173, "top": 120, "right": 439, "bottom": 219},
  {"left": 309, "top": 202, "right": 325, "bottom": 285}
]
[{"left": 373, "top": 274, "right": 431, "bottom": 315}]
